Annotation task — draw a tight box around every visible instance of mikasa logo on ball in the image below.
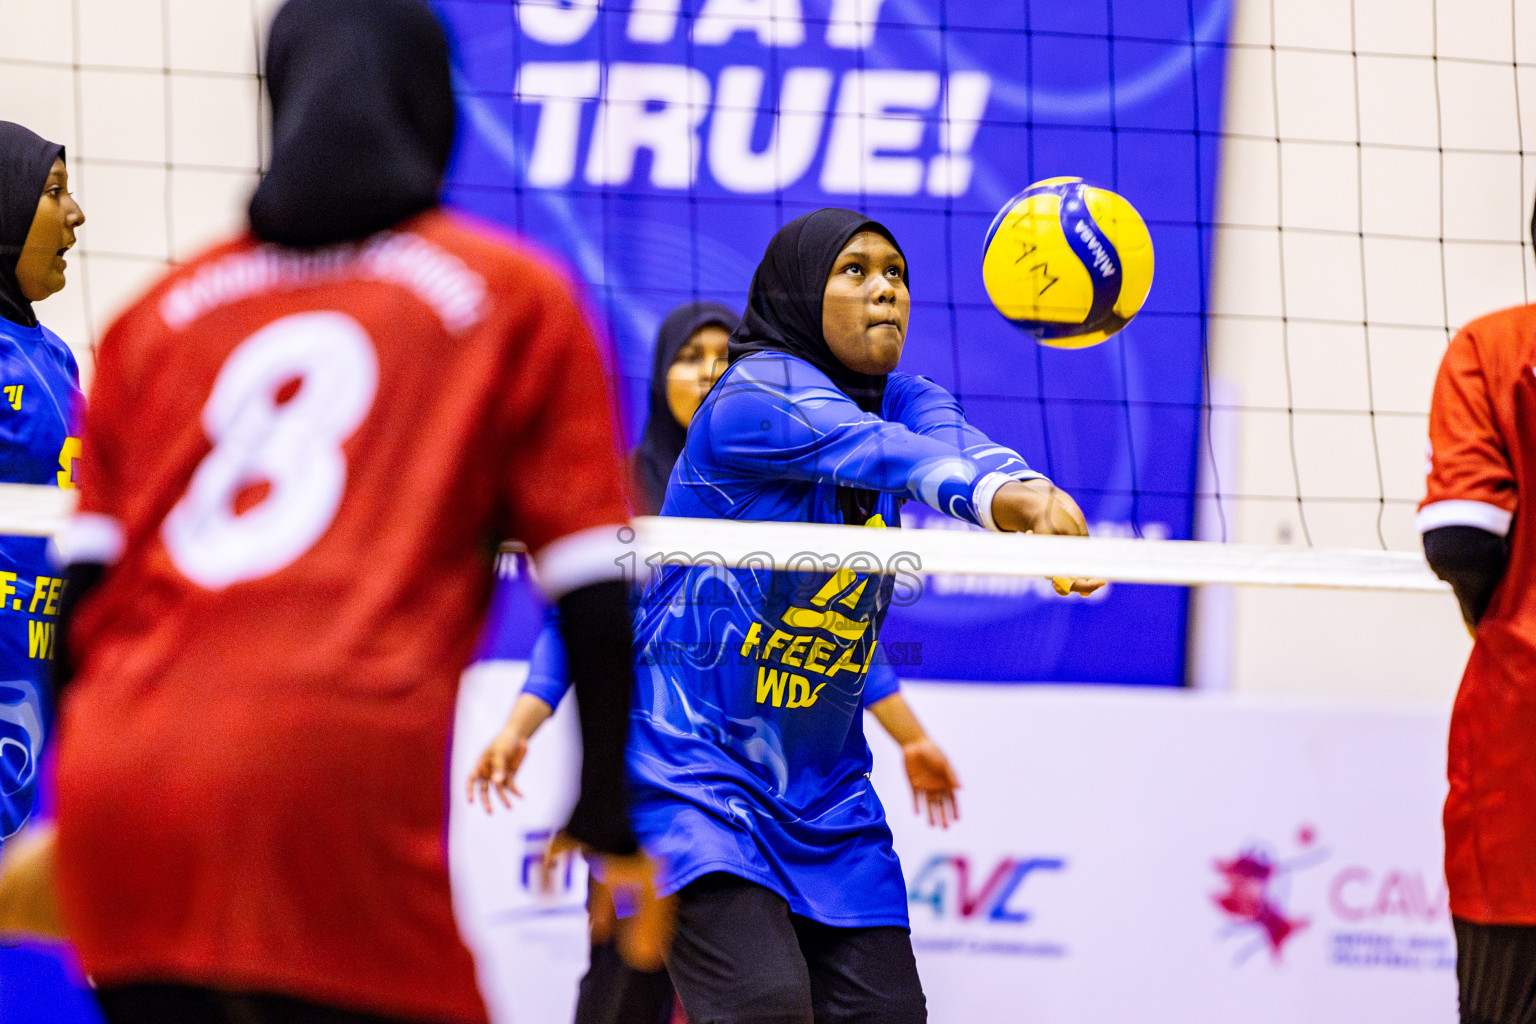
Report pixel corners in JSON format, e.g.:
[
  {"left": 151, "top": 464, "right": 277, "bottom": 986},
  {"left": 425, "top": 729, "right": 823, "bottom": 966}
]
[{"left": 1072, "top": 220, "right": 1118, "bottom": 278}]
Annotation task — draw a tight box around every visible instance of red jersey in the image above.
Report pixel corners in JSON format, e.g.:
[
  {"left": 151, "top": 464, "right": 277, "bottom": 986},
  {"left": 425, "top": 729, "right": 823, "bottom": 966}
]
[
  {"left": 1421, "top": 304, "right": 1536, "bottom": 925},
  {"left": 52, "top": 210, "right": 632, "bottom": 1023}
]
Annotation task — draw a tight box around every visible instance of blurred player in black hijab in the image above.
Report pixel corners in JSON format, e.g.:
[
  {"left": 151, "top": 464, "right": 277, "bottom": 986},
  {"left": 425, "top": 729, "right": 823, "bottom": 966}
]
[{"left": 631, "top": 301, "right": 738, "bottom": 514}]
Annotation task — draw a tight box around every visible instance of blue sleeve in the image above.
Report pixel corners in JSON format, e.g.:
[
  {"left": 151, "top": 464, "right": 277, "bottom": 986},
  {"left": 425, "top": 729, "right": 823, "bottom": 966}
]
[
  {"left": 59, "top": 339, "right": 79, "bottom": 388},
  {"left": 40, "top": 326, "right": 80, "bottom": 388},
  {"left": 862, "top": 659, "right": 900, "bottom": 705},
  {"left": 885, "top": 373, "right": 1044, "bottom": 482},
  {"left": 700, "top": 354, "right": 1029, "bottom": 530},
  {"left": 520, "top": 613, "right": 571, "bottom": 710}
]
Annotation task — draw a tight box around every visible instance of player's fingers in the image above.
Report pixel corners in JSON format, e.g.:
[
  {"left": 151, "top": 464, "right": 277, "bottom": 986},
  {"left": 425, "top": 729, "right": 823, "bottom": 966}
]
[
  {"left": 588, "top": 878, "right": 616, "bottom": 945},
  {"left": 467, "top": 756, "right": 491, "bottom": 804},
  {"left": 539, "top": 833, "right": 580, "bottom": 895},
  {"left": 0, "top": 826, "right": 64, "bottom": 941},
  {"left": 487, "top": 748, "right": 514, "bottom": 809},
  {"left": 495, "top": 782, "right": 514, "bottom": 810},
  {"left": 537, "top": 851, "right": 562, "bottom": 895},
  {"left": 597, "top": 853, "right": 677, "bottom": 971},
  {"left": 1071, "top": 577, "right": 1107, "bottom": 595},
  {"left": 617, "top": 880, "right": 675, "bottom": 973}
]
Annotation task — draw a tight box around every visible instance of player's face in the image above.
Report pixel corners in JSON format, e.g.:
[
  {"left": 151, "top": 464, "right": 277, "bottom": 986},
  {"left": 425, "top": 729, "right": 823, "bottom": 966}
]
[
  {"left": 15, "top": 160, "right": 85, "bottom": 303},
  {"left": 822, "top": 231, "right": 908, "bottom": 376},
  {"left": 666, "top": 323, "right": 731, "bottom": 427}
]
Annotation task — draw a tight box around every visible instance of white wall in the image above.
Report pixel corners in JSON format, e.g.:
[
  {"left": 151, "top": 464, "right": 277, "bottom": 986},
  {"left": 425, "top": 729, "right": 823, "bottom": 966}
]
[
  {"left": 0, "top": 0, "right": 279, "bottom": 388},
  {"left": 451, "top": 667, "right": 1460, "bottom": 1024},
  {"left": 3, "top": 0, "right": 1520, "bottom": 700}
]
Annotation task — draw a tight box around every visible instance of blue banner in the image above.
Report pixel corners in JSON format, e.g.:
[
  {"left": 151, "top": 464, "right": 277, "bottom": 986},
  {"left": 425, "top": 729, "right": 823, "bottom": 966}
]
[{"left": 449, "top": 0, "right": 1233, "bottom": 685}]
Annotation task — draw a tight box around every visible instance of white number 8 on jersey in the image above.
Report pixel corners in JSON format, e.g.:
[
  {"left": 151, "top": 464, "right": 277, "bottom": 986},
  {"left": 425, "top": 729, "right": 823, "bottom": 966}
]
[{"left": 164, "top": 311, "right": 379, "bottom": 590}]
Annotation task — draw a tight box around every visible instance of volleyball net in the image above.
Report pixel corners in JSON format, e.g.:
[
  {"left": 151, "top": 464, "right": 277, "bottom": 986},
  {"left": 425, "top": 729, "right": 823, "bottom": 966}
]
[
  {"left": 12, "top": 1, "right": 1522, "bottom": 608},
  {"left": 3, "top": 481, "right": 1439, "bottom": 591}
]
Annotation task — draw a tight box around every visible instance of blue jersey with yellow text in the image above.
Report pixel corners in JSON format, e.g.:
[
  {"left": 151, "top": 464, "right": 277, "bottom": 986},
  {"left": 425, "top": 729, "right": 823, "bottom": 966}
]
[
  {"left": 520, "top": 612, "right": 902, "bottom": 711},
  {"left": 628, "top": 351, "right": 1039, "bottom": 926},
  {"left": 0, "top": 318, "right": 81, "bottom": 840}
]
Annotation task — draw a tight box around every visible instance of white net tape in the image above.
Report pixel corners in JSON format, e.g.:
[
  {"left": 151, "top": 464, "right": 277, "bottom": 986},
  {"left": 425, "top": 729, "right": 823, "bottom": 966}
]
[
  {"left": 0, "top": 485, "right": 81, "bottom": 540},
  {"left": 634, "top": 517, "right": 1446, "bottom": 592},
  {"left": 2, "top": 484, "right": 1442, "bottom": 592}
]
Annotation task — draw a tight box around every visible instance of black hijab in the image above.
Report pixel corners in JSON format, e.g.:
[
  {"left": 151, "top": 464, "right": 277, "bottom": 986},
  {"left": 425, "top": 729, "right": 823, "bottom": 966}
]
[
  {"left": 728, "top": 208, "right": 906, "bottom": 525},
  {"left": 248, "top": 0, "right": 456, "bottom": 248},
  {"left": 0, "top": 123, "right": 65, "bottom": 329},
  {"left": 632, "top": 301, "right": 740, "bottom": 516}
]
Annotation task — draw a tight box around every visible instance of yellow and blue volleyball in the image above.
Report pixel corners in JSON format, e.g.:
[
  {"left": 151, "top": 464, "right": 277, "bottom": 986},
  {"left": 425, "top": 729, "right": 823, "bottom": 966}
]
[{"left": 982, "top": 177, "right": 1154, "bottom": 349}]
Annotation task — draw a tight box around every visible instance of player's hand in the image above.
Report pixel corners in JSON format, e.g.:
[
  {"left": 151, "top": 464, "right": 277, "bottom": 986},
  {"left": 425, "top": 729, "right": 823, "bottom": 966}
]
[
  {"left": 466, "top": 725, "right": 530, "bottom": 813},
  {"left": 903, "top": 738, "right": 960, "bottom": 829},
  {"left": 1050, "top": 575, "right": 1104, "bottom": 596},
  {"left": 991, "top": 480, "right": 1106, "bottom": 596},
  {"left": 0, "top": 824, "right": 64, "bottom": 941},
  {"left": 541, "top": 832, "right": 675, "bottom": 972}
]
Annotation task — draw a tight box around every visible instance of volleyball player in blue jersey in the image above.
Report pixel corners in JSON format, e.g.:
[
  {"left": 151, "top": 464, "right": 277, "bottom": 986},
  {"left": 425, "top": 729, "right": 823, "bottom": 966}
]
[
  {"left": 471, "top": 290, "right": 965, "bottom": 1023},
  {"left": 0, "top": 123, "right": 84, "bottom": 846},
  {"left": 625, "top": 208, "right": 1100, "bottom": 1024}
]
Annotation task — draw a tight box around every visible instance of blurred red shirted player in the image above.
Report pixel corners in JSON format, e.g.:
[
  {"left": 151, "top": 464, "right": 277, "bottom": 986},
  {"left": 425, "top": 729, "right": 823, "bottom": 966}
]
[
  {"left": 1421, "top": 263, "right": 1536, "bottom": 1022},
  {"left": 36, "top": 2, "right": 667, "bottom": 1023}
]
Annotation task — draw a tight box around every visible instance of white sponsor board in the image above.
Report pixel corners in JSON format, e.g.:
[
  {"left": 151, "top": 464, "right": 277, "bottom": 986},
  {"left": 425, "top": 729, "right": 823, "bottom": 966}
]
[{"left": 449, "top": 666, "right": 1455, "bottom": 1024}]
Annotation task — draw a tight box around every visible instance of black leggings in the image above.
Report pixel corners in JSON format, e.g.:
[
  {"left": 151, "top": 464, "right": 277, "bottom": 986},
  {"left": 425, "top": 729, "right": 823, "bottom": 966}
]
[
  {"left": 1456, "top": 918, "right": 1536, "bottom": 1024},
  {"left": 665, "top": 873, "right": 926, "bottom": 1024},
  {"left": 95, "top": 983, "right": 443, "bottom": 1024},
  {"left": 575, "top": 937, "right": 676, "bottom": 1024}
]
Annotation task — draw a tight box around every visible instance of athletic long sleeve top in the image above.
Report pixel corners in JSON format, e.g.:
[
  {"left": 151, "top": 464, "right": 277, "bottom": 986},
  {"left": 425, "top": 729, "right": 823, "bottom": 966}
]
[
  {"left": 626, "top": 351, "right": 1040, "bottom": 926},
  {"left": 0, "top": 317, "right": 79, "bottom": 841}
]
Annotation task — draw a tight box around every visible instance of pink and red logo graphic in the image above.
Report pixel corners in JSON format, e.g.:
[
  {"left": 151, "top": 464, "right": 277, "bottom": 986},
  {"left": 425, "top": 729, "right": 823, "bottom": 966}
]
[
  {"left": 1210, "top": 824, "right": 1454, "bottom": 972},
  {"left": 1212, "top": 825, "right": 1327, "bottom": 963}
]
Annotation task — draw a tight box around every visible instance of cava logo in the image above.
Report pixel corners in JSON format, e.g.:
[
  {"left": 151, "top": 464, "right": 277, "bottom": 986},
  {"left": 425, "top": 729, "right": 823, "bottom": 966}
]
[{"left": 1209, "top": 825, "right": 1456, "bottom": 972}]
